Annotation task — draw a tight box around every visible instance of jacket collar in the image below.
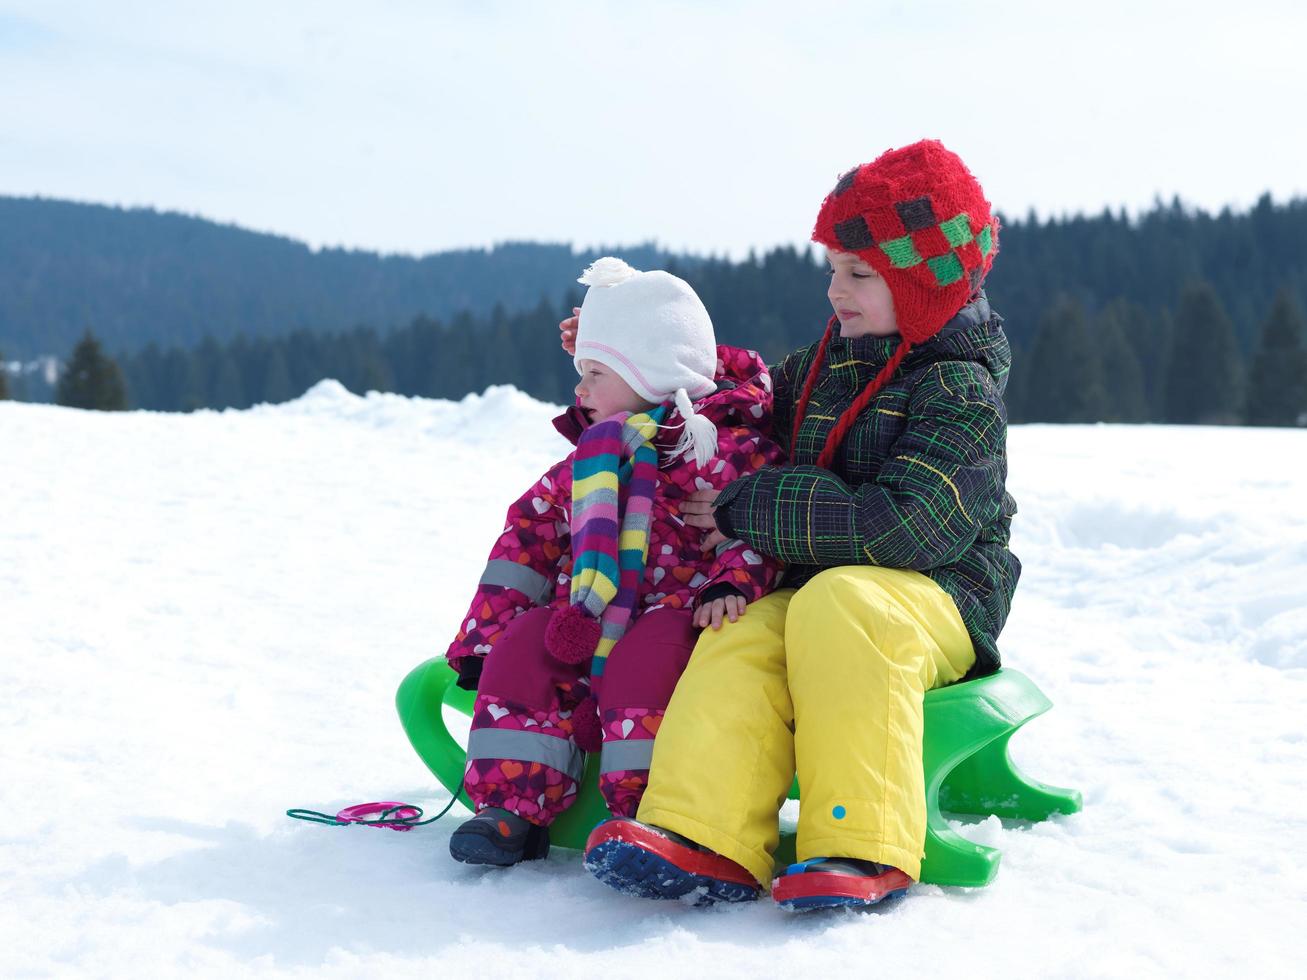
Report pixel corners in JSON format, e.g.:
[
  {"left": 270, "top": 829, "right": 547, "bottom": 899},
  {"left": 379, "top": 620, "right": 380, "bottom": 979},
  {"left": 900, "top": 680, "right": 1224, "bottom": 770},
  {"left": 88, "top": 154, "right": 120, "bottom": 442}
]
[{"left": 822, "top": 292, "right": 994, "bottom": 388}]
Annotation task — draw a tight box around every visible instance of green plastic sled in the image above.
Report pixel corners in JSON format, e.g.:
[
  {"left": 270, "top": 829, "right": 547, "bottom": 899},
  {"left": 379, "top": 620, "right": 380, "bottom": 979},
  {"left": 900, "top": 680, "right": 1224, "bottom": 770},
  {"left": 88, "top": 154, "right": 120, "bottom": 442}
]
[{"left": 396, "top": 658, "right": 1081, "bottom": 887}]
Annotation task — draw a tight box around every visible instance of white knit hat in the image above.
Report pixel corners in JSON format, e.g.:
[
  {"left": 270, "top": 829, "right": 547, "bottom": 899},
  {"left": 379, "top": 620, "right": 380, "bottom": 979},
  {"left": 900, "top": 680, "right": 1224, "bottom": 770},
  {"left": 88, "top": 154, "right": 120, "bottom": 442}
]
[{"left": 574, "top": 257, "right": 719, "bottom": 466}]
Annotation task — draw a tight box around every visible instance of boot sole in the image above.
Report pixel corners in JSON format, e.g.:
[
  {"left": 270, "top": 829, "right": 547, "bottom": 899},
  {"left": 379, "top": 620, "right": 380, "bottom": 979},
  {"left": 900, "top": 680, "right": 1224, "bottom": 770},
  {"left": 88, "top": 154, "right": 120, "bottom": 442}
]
[
  {"left": 449, "top": 821, "right": 549, "bottom": 867},
  {"left": 449, "top": 829, "right": 525, "bottom": 866},
  {"left": 583, "top": 820, "right": 760, "bottom": 904},
  {"left": 771, "top": 866, "right": 912, "bottom": 911}
]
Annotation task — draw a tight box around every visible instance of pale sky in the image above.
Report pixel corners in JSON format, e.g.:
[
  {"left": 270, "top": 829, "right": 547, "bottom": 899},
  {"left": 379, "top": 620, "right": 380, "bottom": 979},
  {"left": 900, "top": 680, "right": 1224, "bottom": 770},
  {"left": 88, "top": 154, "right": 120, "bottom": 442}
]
[{"left": 2, "top": 0, "right": 1304, "bottom": 258}]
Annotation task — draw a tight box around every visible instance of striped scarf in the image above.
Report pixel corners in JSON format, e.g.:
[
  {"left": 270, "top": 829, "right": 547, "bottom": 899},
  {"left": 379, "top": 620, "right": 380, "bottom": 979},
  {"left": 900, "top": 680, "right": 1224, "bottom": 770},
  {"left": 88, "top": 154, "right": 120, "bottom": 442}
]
[{"left": 563, "top": 406, "right": 666, "bottom": 677}]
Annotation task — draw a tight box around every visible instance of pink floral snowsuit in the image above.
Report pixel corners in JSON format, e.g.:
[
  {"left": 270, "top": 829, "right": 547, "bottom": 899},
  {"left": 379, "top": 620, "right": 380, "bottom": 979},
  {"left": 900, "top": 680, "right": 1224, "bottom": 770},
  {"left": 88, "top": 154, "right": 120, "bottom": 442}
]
[{"left": 446, "top": 345, "right": 785, "bottom": 826}]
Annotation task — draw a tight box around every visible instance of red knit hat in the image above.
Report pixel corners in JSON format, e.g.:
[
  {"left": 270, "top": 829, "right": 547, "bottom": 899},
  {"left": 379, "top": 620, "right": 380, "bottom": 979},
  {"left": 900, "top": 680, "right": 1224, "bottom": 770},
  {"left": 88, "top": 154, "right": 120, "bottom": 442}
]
[
  {"left": 795, "top": 139, "right": 999, "bottom": 467},
  {"left": 812, "top": 139, "right": 998, "bottom": 343}
]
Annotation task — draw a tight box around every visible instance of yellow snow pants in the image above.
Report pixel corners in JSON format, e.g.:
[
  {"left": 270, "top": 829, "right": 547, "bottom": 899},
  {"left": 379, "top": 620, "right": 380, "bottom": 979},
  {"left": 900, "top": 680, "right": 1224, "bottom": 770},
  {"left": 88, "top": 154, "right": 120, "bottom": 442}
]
[{"left": 636, "top": 566, "right": 975, "bottom": 887}]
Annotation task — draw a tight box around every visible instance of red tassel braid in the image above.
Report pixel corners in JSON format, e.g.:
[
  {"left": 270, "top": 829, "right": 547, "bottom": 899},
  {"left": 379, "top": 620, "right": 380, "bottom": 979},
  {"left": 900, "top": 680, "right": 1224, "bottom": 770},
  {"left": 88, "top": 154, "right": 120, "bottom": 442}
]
[
  {"left": 791, "top": 315, "right": 914, "bottom": 470},
  {"left": 789, "top": 315, "right": 838, "bottom": 453}
]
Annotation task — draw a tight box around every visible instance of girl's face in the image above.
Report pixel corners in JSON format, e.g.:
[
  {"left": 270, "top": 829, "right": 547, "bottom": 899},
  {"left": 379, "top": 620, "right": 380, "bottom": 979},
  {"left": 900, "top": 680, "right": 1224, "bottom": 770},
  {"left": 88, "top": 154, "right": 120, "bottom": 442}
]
[
  {"left": 575, "top": 359, "right": 654, "bottom": 421},
  {"left": 826, "top": 249, "right": 899, "bottom": 338}
]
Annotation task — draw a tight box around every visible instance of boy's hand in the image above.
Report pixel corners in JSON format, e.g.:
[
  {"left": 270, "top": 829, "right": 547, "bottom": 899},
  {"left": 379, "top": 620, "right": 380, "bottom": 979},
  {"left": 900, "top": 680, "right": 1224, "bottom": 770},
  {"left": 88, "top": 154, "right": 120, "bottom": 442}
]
[
  {"left": 559, "top": 307, "right": 579, "bottom": 355},
  {"left": 681, "top": 488, "right": 721, "bottom": 531},
  {"left": 693, "top": 593, "right": 747, "bottom": 630}
]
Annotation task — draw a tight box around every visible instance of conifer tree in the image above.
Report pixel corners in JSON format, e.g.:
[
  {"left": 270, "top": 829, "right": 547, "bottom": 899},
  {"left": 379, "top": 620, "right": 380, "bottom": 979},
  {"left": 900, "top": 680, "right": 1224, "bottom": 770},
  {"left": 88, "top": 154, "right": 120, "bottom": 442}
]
[
  {"left": 434, "top": 312, "right": 477, "bottom": 399},
  {"left": 1245, "top": 288, "right": 1307, "bottom": 426},
  {"left": 1095, "top": 304, "right": 1148, "bottom": 421},
  {"left": 160, "top": 346, "right": 202, "bottom": 411},
  {"left": 211, "top": 350, "right": 246, "bottom": 408},
  {"left": 1021, "top": 298, "right": 1107, "bottom": 422},
  {"left": 1099, "top": 299, "right": 1165, "bottom": 416},
  {"left": 124, "top": 343, "right": 163, "bottom": 410},
  {"left": 486, "top": 302, "right": 520, "bottom": 392},
  {"left": 1147, "top": 309, "right": 1174, "bottom": 419},
  {"left": 353, "top": 341, "right": 393, "bottom": 395},
  {"left": 1162, "top": 282, "right": 1244, "bottom": 424},
  {"left": 55, "top": 331, "right": 128, "bottom": 410},
  {"left": 284, "top": 330, "right": 324, "bottom": 399},
  {"left": 195, "top": 336, "right": 226, "bottom": 408},
  {"left": 0, "top": 348, "right": 10, "bottom": 400},
  {"left": 262, "top": 345, "right": 294, "bottom": 404}
]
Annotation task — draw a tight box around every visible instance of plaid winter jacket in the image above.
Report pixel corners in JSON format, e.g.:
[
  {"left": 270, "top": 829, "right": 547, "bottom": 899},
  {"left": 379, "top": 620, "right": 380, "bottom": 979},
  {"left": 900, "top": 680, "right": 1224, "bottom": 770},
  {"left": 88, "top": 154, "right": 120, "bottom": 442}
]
[
  {"left": 447, "top": 345, "right": 786, "bottom": 673},
  {"left": 712, "top": 294, "right": 1020, "bottom": 676}
]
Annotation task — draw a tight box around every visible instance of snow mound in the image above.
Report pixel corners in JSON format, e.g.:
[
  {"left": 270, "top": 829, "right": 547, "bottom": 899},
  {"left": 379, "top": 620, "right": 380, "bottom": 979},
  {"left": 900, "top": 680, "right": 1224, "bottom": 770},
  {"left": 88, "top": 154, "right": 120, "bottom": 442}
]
[{"left": 256, "top": 380, "right": 566, "bottom": 446}]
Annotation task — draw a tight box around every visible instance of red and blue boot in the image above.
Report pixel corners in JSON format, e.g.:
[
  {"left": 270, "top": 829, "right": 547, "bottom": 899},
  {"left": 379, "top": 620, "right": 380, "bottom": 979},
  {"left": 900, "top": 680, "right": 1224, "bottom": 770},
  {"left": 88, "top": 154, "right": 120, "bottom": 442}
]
[
  {"left": 771, "top": 858, "right": 912, "bottom": 911},
  {"left": 583, "top": 818, "right": 761, "bottom": 904}
]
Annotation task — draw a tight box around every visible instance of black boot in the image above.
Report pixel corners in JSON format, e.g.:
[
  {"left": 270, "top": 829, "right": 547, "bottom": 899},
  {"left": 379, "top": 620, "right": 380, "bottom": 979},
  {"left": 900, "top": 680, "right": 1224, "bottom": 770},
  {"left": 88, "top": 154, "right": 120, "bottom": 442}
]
[{"left": 449, "top": 807, "right": 550, "bottom": 866}]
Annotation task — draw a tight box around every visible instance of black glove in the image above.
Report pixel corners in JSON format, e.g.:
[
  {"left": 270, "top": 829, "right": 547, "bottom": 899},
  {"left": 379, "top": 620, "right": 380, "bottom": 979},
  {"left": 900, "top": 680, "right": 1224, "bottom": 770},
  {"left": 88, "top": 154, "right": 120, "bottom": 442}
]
[
  {"left": 455, "top": 656, "right": 484, "bottom": 691},
  {"left": 695, "top": 582, "right": 748, "bottom": 607}
]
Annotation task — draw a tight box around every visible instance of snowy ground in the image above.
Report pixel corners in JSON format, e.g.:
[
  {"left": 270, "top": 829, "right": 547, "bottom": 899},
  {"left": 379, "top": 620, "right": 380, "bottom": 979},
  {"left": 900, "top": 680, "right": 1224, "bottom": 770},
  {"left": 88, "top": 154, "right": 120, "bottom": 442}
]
[{"left": 3, "top": 382, "right": 1305, "bottom": 978}]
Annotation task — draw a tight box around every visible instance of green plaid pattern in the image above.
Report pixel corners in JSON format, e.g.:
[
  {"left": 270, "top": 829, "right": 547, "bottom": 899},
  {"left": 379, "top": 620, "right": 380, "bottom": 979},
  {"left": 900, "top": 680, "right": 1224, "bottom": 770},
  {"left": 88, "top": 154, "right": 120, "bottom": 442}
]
[{"left": 719, "top": 297, "right": 1019, "bottom": 676}]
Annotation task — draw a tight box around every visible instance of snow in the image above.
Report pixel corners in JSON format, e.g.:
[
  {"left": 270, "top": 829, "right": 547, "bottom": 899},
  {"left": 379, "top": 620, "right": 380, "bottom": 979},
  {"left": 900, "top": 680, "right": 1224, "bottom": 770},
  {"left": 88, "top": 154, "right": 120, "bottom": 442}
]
[{"left": 3, "top": 382, "right": 1305, "bottom": 978}]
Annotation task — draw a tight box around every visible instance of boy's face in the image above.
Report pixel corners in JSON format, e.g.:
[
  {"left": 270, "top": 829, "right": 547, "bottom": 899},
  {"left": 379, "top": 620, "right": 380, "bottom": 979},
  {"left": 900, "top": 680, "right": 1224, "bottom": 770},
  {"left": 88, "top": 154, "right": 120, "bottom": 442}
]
[
  {"left": 826, "top": 249, "right": 899, "bottom": 338},
  {"left": 575, "top": 359, "right": 654, "bottom": 421}
]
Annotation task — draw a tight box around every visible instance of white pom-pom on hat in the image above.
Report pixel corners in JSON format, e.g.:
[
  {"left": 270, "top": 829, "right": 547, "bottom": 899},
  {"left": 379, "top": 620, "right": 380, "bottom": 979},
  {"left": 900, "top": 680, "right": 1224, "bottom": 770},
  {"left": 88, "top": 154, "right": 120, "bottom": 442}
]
[{"left": 578, "top": 256, "right": 640, "bottom": 287}]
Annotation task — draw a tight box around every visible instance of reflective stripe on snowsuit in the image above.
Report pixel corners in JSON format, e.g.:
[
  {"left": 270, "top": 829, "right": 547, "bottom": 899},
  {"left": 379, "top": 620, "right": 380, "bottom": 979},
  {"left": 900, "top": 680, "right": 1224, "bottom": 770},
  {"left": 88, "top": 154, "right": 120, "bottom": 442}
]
[{"left": 463, "top": 605, "right": 695, "bottom": 825}]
